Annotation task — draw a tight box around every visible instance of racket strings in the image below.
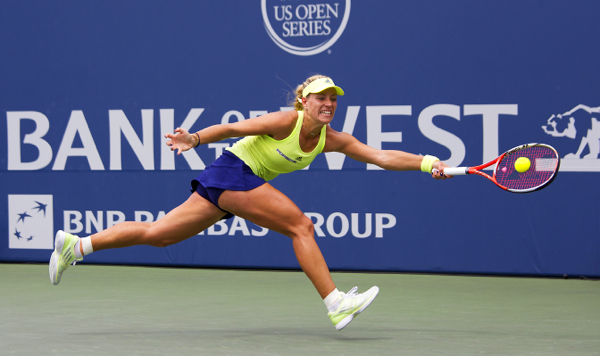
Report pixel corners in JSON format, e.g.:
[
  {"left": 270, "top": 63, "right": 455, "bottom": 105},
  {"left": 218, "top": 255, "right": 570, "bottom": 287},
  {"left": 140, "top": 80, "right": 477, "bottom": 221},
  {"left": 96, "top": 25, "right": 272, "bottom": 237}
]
[{"left": 495, "top": 146, "right": 559, "bottom": 191}]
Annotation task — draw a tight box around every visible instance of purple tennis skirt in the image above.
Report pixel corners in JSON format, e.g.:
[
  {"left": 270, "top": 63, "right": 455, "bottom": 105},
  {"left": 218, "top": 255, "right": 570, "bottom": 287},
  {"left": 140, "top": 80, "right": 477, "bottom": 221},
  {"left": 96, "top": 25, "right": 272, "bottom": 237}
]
[{"left": 191, "top": 151, "right": 266, "bottom": 219}]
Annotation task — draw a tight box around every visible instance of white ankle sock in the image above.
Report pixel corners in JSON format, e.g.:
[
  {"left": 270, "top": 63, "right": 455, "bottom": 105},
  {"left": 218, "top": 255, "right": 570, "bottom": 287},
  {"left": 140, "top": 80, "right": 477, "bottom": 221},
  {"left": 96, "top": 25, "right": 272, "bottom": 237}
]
[
  {"left": 74, "top": 238, "right": 83, "bottom": 259},
  {"left": 80, "top": 237, "right": 94, "bottom": 256},
  {"left": 324, "top": 288, "right": 341, "bottom": 312}
]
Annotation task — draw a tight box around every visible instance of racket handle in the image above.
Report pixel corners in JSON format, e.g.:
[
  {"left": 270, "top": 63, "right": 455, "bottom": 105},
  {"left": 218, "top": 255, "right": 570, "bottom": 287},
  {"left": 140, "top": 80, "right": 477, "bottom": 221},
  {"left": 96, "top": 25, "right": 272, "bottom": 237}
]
[{"left": 440, "top": 167, "right": 469, "bottom": 176}]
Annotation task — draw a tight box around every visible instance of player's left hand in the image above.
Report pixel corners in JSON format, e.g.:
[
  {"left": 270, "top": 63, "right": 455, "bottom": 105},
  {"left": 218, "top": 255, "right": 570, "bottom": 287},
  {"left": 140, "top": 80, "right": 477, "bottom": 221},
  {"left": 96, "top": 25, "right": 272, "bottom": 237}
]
[{"left": 432, "top": 160, "right": 452, "bottom": 180}]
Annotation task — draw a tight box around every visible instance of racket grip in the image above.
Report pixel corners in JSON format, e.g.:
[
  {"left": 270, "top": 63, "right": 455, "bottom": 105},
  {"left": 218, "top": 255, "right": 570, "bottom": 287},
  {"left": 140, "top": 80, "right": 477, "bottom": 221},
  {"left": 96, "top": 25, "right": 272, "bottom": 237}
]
[{"left": 440, "top": 167, "right": 469, "bottom": 176}]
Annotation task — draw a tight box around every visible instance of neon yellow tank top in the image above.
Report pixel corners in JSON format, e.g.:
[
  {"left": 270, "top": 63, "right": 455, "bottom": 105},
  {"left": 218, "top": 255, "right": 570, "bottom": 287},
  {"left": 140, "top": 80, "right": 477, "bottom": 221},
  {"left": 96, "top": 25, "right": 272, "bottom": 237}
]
[{"left": 226, "top": 111, "right": 326, "bottom": 181}]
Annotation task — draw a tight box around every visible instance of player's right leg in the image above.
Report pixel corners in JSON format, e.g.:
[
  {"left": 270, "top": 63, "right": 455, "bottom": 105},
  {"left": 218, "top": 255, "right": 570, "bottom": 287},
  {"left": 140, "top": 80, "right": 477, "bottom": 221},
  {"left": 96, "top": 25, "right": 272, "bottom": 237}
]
[
  {"left": 49, "top": 230, "right": 82, "bottom": 285},
  {"left": 49, "top": 192, "right": 226, "bottom": 285},
  {"left": 90, "top": 192, "right": 225, "bottom": 251}
]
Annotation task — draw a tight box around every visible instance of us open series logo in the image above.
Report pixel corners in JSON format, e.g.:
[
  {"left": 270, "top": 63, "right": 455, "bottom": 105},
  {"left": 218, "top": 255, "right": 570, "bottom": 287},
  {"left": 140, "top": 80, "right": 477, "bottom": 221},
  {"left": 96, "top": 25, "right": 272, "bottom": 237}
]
[
  {"left": 261, "top": 0, "right": 351, "bottom": 56},
  {"left": 8, "top": 195, "right": 54, "bottom": 249}
]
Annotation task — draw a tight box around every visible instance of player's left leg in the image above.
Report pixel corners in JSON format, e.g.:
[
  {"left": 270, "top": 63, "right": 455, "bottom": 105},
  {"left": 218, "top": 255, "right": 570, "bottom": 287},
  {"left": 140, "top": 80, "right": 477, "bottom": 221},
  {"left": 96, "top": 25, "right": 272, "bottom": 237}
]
[
  {"left": 219, "top": 183, "right": 335, "bottom": 298},
  {"left": 219, "top": 184, "right": 379, "bottom": 330}
]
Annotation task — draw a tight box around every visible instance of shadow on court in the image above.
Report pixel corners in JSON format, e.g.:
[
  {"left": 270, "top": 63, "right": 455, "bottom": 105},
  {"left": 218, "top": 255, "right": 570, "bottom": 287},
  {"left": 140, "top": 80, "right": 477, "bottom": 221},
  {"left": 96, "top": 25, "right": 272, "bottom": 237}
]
[
  {"left": 1, "top": 263, "right": 598, "bottom": 355},
  {"left": 73, "top": 327, "right": 392, "bottom": 341}
]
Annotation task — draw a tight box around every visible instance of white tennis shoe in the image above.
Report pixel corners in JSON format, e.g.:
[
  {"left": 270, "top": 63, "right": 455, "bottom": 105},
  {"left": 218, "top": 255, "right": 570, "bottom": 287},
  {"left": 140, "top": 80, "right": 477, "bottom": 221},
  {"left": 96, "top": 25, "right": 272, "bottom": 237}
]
[
  {"left": 49, "top": 230, "right": 82, "bottom": 285},
  {"left": 328, "top": 286, "right": 379, "bottom": 330}
]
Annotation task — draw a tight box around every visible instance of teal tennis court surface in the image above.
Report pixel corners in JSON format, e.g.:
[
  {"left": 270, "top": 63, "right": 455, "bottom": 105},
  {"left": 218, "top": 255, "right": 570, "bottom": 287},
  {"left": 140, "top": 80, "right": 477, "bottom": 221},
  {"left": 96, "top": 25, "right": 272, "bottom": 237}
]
[{"left": 1, "top": 263, "right": 598, "bottom": 355}]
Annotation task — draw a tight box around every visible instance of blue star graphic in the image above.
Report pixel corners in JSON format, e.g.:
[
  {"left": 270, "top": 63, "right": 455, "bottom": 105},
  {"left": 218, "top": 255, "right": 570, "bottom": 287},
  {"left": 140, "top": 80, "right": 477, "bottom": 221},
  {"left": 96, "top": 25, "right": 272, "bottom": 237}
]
[
  {"left": 27, "top": 236, "right": 34, "bottom": 241},
  {"left": 33, "top": 201, "right": 48, "bottom": 216},
  {"left": 14, "top": 229, "right": 22, "bottom": 240},
  {"left": 17, "top": 212, "right": 32, "bottom": 223}
]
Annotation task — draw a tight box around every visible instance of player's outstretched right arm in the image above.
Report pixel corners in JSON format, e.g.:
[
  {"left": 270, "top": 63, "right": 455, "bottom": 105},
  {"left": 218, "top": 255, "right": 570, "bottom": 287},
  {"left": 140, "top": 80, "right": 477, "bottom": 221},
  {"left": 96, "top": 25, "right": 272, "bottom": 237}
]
[{"left": 165, "top": 111, "right": 297, "bottom": 155}]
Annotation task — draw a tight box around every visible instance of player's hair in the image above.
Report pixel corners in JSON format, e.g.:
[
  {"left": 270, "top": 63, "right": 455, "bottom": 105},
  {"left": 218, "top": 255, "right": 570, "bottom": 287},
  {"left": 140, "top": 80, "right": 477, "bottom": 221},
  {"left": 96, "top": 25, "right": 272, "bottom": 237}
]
[{"left": 289, "top": 74, "right": 330, "bottom": 111}]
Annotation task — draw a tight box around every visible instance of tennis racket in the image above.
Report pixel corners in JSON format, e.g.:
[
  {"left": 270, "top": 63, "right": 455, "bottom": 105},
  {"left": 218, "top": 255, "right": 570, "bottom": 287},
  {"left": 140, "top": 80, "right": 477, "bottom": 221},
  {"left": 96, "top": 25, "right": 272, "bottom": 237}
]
[{"left": 438, "top": 143, "right": 560, "bottom": 193}]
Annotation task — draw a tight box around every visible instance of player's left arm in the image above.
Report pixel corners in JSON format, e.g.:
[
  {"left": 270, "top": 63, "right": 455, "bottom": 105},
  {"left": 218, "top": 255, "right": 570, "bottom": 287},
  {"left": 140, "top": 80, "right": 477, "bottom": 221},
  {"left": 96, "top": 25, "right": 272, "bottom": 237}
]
[{"left": 323, "top": 126, "right": 449, "bottom": 178}]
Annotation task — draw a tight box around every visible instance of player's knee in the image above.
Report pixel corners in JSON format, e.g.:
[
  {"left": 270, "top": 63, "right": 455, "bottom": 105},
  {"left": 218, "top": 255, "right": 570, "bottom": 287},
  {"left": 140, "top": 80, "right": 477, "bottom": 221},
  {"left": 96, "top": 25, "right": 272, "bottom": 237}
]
[
  {"left": 303, "top": 216, "right": 315, "bottom": 236},
  {"left": 289, "top": 215, "right": 315, "bottom": 240},
  {"left": 144, "top": 223, "right": 176, "bottom": 247},
  {"left": 148, "top": 238, "right": 171, "bottom": 248}
]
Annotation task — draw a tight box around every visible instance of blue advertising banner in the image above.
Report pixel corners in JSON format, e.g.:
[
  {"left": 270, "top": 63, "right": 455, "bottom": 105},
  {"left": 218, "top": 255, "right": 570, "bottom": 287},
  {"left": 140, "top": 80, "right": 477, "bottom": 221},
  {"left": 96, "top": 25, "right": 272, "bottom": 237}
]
[{"left": 1, "top": 1, "right": 598, "bottom": 276}]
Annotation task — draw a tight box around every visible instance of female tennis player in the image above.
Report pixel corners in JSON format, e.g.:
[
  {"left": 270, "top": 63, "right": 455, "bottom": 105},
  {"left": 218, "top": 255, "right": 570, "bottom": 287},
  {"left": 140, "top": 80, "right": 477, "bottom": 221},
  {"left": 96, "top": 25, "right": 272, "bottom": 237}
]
[{"left": 49, "top": 75, "right": 449, "bottom": 331}]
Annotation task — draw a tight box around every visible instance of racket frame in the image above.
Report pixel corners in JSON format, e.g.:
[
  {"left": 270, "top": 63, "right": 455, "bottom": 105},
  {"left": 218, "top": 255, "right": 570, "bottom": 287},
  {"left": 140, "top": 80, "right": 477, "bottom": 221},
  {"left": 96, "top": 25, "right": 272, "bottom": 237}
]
[{"left": 440, "top": 143, "right": 560, "bottom": 193}]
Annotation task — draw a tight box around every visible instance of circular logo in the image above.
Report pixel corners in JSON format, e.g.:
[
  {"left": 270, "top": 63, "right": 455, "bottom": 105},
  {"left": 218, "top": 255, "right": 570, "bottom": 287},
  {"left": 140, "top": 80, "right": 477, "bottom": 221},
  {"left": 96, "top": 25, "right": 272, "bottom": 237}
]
[{"left": 261, "top": 0, "right": 351, "bottom": 56}]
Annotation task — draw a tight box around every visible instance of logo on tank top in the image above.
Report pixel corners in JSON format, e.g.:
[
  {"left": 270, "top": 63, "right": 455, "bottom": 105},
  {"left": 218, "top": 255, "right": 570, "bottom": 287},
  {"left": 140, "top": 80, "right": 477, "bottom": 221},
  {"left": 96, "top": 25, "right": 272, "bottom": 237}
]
[
  {"left": 276, "top": 149, "right": 298, "bottom": 163},
  {"left": 261, "top": 0, "right": 351, "bottom": 56}
]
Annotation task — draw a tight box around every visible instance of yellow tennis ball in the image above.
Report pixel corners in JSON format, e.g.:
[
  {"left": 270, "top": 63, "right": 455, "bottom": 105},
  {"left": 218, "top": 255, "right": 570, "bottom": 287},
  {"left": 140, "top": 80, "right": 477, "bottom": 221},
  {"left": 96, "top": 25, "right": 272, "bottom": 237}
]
[{"left": 515, "top": 157, "right": 531, "bottom": 173}]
